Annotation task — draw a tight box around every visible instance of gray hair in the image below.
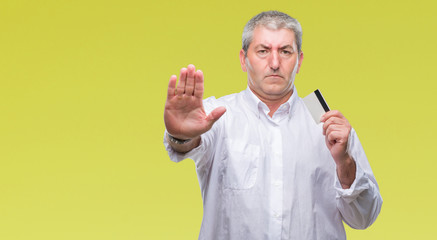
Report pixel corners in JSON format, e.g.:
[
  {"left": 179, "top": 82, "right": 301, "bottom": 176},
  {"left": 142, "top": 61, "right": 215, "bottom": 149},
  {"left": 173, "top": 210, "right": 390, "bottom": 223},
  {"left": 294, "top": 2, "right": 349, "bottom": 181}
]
[{"left": 242, "top": 11, "right": 302, "bottom": 56}]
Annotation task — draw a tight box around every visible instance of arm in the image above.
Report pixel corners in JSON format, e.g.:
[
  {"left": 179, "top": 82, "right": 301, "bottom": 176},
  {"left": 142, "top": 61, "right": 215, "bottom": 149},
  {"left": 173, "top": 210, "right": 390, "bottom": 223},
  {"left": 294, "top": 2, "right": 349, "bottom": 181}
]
[
  {"left": 164, "top": 64, "right": 226, "bottom": 153},
  {"left": 321, "top": 110, "right": 355, "bottom": 189},
  {"left": 321, "top": 111, "right": 382, "bottom": 229}
]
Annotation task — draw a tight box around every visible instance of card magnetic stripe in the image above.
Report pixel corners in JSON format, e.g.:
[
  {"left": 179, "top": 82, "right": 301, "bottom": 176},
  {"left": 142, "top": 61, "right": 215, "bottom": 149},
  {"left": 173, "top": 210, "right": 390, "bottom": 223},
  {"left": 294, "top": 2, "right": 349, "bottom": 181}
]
[{"left": 314, "top": 89, "right": 330, "bottom": 112}]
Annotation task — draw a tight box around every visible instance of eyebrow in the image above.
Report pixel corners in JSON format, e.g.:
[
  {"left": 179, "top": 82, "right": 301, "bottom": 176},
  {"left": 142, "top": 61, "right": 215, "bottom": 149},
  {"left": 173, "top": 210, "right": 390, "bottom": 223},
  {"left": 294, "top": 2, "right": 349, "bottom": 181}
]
[
  {"left": 280, "top": 45, "right": 294, "bottom": 50},
  {"left": 257, "top": 44, "right": 294, "bottom": 50}
]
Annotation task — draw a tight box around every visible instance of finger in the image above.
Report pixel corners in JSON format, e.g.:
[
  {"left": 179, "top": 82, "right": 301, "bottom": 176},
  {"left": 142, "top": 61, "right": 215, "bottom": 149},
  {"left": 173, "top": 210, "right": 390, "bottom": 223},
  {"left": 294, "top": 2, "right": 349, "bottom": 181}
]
[
  {"left": 194, "top": 70, "right": 204, "bottom": 99},
  {"left": 325, "top": 124, "right": 342, "bottom": 137},
  {"left": 176, "top": 67, "right": 187, "bottom": 96},
  {"left": 327, "top": 130, "right": 347, "bottom": 146},
  {"left": 167, "top": 75, "right": 177, "bottom": 99},
  {"left": 320, "top": 110, "right": 345, "bottom": 122},
  {"left": 323, "top": 117, "right": 346, "bottom": 135},
  {"left": 206, "top": 106, "right": 227, "bottom": 123},
  {"left": 185, "top": 64, "right": 196, "bottom": 96},
  {"left": 326, "top": 126, "right": 349, "bottom": 146}
]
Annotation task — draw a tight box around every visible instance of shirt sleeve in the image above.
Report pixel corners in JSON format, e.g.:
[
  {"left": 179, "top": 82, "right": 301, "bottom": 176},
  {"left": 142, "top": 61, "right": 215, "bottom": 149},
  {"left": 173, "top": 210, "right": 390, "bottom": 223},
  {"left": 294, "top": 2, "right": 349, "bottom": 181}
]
[
  {"left": 334, "top": 128, "right": 383, "bottom": 229},
  {"left": 163, "top": 128, "right": 216, "bottom": 168},
  {"left": 162, "top": 96, "right": 223, "bottom": 171}
]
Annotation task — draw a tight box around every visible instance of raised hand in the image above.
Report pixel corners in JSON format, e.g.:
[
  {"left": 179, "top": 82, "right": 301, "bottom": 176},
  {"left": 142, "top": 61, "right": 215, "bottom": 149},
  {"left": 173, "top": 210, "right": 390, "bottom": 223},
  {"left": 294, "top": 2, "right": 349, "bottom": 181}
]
[{"left": 164, "top": 64, "right": 226, "bottom": 141}]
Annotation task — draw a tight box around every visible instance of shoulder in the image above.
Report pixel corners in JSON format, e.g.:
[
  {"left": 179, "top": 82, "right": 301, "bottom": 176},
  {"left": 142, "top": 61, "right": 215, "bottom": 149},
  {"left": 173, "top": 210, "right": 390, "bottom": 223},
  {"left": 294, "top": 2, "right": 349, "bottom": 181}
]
[
  {"left": 203, "top": 92, "right": 244, "bottom": 112},
  {"left": 215, "top": 91, "right": 241, "bottom": 104}
]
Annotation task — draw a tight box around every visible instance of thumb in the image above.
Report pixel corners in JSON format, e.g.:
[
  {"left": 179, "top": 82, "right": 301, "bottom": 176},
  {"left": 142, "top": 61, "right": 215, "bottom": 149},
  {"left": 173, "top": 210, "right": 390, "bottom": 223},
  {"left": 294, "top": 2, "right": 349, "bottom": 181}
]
[{"left": 206, "top": 106, "right": 226, "bottom": 125}]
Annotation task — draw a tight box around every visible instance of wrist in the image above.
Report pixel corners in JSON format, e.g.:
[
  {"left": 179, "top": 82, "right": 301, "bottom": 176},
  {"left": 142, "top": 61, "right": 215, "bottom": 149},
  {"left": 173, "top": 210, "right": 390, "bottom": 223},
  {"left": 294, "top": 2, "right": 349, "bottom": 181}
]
[
  {"left": 336, "top": 155, "right": 356, "bottom": 189},
  {"left": 167, "top": 133, "right": 192, "bottom": 145},
  {"left": 336, "top": 154, "right": 354, "bottom": 168}
]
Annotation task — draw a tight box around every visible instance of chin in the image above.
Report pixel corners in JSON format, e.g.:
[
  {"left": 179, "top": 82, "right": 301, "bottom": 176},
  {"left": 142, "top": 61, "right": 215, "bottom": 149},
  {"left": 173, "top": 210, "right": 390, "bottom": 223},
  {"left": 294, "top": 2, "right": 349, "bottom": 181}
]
[{"left": 262, "top": 84, "right": 290, "bottom": 96}]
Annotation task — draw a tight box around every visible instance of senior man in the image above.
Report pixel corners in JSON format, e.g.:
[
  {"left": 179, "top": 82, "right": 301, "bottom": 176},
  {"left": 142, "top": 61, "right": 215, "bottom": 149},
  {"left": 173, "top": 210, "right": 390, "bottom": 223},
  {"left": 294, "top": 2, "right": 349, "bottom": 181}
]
[{"left": 163, "top": 10, "right": 382, "bottom": 240}]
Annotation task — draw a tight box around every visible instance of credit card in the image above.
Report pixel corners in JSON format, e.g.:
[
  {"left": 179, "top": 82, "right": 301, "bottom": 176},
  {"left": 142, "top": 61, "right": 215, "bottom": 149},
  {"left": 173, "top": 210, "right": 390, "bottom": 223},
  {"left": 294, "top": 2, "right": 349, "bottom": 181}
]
[{"left": 302, "top": 89, "right": 330, "bottom": 124}]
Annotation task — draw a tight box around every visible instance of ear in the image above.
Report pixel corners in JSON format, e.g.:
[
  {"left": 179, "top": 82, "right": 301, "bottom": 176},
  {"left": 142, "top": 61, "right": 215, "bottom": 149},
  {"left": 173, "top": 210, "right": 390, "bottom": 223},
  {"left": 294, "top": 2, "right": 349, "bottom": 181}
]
[
  {"left": 239, "top": 49, "right": 247, "bottom": 72},
  {"left": 297, "top": 51, "right": 304, "bottom": 73}
]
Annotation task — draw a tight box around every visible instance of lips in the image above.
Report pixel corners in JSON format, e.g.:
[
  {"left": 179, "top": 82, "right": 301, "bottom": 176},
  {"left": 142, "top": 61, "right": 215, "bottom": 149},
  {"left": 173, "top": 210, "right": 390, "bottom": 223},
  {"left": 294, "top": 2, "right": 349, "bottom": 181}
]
[{"left": 266, "top": 74, "right": 283, "bottom": 78}]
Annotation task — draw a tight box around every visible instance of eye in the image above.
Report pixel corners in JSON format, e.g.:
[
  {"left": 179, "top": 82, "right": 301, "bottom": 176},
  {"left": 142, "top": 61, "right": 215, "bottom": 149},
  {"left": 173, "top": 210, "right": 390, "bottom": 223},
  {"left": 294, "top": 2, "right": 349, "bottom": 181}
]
[
  {"left": 257, "top": 49, "right": 269, "bottom": 56},
  {"left": 281, "top": 50, "right": 292, "bottom": 55}
]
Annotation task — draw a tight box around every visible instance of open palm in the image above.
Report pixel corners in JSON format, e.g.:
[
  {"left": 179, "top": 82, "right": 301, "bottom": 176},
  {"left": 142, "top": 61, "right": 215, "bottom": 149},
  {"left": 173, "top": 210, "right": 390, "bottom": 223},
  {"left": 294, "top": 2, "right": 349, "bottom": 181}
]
[{"left": 164, "top": 64, "right": 226, "bottom": 140}]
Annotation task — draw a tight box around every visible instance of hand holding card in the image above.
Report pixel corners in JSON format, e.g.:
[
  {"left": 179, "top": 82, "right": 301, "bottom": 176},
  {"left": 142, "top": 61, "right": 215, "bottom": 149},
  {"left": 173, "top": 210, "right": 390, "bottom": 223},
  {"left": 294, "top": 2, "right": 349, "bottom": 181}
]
[{"left": 303, "top": 90, "right": 356, "bottom": 188}]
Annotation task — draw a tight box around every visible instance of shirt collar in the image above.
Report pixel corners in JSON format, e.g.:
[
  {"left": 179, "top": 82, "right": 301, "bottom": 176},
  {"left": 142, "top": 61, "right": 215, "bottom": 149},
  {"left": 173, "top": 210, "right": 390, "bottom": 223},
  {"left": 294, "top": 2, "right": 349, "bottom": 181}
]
[{"left": 242, "top": 85, "right": 299, "bottom": 119}]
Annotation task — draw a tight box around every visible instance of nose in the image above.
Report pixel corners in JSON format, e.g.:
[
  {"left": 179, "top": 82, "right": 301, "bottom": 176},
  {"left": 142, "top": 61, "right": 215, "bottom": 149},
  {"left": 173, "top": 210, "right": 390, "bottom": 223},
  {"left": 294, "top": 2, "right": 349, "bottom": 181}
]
[{"left": 269, "top": 51, "right": 280, "bottom": 71}]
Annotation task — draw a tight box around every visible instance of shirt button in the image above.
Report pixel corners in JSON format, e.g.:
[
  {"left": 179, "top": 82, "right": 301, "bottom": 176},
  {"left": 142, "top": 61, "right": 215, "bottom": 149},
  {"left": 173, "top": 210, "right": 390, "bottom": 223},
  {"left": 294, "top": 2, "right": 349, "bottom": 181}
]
[
  {"left": 273, "top": 212, "right": 281, "bottom": 218},
  {"left": 274, "top": 181, "right": 281, "bottom": 187}
]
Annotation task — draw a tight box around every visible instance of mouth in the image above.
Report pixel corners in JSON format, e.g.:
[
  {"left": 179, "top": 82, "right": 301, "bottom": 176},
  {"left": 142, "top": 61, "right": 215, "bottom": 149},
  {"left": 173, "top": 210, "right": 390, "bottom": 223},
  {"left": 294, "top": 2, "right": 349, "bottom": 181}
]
[{"left": 266, "top": 74, "right": 283, "bottom": 79}]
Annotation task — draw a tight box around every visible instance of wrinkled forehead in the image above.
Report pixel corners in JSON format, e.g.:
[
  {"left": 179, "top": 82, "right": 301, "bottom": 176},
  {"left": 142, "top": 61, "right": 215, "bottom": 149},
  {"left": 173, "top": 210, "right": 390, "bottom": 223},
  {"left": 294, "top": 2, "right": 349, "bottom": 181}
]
[{"left": 251, "top": 26, "right": 297, "bottom": 49}]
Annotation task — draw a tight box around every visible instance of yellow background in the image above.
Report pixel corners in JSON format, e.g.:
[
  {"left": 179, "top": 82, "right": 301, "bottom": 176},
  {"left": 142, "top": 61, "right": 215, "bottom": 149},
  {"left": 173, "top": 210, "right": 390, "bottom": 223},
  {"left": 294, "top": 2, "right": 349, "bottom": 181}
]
[{"left": 1, "top": 0, "right": 436, "bottom": 239}]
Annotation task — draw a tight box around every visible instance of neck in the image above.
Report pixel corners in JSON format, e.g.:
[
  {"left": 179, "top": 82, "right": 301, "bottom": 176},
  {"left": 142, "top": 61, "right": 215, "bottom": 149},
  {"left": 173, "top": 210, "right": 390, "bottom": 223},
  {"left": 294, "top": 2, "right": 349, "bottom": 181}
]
[{"left": 250, "top": 88, "right": 293, "bottom": 117}]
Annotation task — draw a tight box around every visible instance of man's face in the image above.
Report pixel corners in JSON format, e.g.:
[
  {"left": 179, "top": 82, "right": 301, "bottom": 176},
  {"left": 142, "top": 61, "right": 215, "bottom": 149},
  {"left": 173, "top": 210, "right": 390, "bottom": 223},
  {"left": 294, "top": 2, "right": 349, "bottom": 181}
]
[{"left": 240, "top": 26, "right": 304, "bottom": 101}]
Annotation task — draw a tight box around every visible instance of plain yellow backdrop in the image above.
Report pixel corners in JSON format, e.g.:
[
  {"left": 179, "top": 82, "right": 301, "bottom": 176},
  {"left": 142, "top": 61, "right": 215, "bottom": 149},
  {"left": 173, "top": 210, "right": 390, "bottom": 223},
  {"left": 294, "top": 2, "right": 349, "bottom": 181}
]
[{"left": 1, "top": 0, "right": 436, "bottom": 239}]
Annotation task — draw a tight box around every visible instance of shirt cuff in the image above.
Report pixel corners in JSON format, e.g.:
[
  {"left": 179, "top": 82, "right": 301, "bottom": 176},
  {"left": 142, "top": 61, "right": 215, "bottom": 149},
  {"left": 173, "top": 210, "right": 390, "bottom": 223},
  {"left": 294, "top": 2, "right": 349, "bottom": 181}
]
[
  {"left": 334, "top": 161, "right": 370, "bottom": 204},
  {"left": 163, "top": 130, "right": 207, "bottom": 163}
]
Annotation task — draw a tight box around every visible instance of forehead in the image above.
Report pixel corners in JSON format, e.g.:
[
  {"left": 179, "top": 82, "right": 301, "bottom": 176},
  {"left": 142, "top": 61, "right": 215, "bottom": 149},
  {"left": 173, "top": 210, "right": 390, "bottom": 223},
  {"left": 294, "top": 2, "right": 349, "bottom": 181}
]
[{"left": 251, "top": 26, "right": 296, "bottom": 48}]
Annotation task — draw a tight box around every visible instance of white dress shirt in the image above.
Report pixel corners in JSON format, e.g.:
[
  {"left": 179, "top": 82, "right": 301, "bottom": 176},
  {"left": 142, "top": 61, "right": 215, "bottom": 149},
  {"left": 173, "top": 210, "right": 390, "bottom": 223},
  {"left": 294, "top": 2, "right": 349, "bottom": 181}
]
[{"left": 164, "top": 87, "right": 382, "bottom": 240}]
